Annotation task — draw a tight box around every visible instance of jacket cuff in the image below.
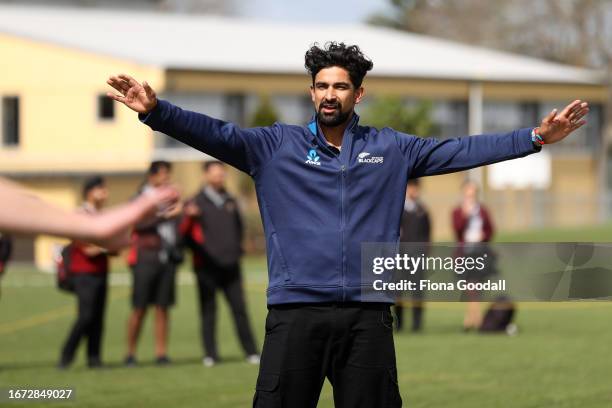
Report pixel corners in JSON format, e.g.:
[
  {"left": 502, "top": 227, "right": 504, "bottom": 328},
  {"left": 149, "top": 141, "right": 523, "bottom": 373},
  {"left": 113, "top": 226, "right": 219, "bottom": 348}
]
[
  {"left": 138, "top": 99, "right": 169, "bottom": 126},
  {"left": 518, "top": 127, "right": 541, "bottom": 154}
]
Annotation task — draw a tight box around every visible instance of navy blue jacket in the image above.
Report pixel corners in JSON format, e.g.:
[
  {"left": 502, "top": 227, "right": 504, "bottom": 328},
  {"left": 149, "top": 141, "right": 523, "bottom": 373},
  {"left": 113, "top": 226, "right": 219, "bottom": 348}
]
[{"left": 141, "top": 100, "right": 538, "bottom": 305}]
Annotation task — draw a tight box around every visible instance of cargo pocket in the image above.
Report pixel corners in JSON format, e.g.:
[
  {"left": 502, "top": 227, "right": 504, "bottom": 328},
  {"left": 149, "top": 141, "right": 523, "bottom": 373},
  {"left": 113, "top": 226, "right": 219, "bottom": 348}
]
[
  {"left": 253, "top": 373, "right": 281, "bottom": 408},
  {"left": 381, "top": 309, "right": 394, "bottom": 330},
  {"left": 386, "top": 367, "right": 402, "bottom": 407},
  {"left": 264, "top": 308, "right": 282, "bottom": 334}
]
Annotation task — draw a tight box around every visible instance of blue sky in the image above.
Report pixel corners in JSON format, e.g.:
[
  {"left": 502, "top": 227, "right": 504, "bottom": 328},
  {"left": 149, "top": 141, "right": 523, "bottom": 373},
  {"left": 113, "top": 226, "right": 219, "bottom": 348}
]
[{"left": 238, "top": 0, "right": 392, "bottom": 23}]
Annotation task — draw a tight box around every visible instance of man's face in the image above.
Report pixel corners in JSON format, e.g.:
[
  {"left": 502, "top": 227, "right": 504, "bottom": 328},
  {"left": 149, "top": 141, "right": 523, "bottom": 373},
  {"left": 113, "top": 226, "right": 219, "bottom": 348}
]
[
  {"left": 310, "top": 66, "right": 364, "bottom": 128},
  {"left": 204, "top": 164, "right": 226, "bottom": 190},
  {"left": 149, "top": 167, "right": 171, "bottom": 187}
]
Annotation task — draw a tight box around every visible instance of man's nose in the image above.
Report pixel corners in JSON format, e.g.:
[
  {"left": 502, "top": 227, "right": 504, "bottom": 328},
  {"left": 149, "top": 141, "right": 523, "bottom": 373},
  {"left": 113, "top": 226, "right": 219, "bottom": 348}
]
[{"left": 324, "top": 89, "right": 337, "bottom": 101}]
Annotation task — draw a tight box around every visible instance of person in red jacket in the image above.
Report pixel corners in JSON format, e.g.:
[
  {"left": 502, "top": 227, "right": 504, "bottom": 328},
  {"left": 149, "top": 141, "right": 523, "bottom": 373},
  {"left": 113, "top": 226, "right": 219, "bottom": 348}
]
[
  {"left": 452, "top": 180, "right": 494, "bottom": 331},
  {"left": 59, "top": 176, "right": 112, "bottom": 369}
]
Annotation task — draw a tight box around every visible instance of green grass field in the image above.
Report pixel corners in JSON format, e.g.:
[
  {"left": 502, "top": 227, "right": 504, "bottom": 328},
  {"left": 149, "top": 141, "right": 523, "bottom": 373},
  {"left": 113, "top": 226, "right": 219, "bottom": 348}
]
[{"left": 1, "top": 225, "right": 612, "bottom": 407}]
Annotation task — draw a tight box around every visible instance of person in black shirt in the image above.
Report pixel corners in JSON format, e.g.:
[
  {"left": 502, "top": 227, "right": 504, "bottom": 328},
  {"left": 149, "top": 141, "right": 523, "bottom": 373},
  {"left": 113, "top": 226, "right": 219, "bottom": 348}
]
[
  {"left": 396, "top": 178, "right": 431, "bottom": 332},
  {"left": 181, "top": 161, "right": 259, "bottom": 367}
]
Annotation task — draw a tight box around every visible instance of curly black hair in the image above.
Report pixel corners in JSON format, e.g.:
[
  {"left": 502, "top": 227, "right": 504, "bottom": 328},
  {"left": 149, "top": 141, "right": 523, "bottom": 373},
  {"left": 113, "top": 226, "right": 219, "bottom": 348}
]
[{"left": 304, "top": 42, "right": 374, "bottom": 88}]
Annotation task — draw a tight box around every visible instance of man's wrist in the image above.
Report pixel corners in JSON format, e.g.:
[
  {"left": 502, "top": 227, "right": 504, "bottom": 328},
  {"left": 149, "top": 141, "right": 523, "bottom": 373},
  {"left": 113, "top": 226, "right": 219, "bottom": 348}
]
[
  {"left": 146, "top": 98, "right": 158, "bottom": 114},
  {"left": 138, "top": 99, "right": 161, "bottom": 123},
  {"left": 531, "top": 127, "right": 544, "bottom": 150}
]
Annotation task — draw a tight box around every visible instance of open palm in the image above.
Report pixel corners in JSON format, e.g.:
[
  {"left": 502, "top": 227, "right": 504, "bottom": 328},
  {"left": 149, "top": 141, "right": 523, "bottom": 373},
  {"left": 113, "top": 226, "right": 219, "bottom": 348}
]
[
  {"left": 106, "top": 74, "right": 158, "bottom": 114},
  {"left": 539, "top": 99, "right": 589, "bottom": 144}
]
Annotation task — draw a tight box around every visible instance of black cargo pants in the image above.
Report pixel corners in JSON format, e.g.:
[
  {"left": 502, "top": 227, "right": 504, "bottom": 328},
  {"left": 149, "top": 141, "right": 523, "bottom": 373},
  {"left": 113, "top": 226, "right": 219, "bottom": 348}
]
[{"left": 253, "top": 302, "right": 402, "bottom": 407}]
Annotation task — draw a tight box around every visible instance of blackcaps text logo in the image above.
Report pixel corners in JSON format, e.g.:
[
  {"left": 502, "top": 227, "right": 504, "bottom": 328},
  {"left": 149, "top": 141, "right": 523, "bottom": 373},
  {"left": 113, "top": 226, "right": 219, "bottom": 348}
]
[
  {"left": 305, "top": 149, "right": 322, "bottom": 166},
  {"left": 358, "top": 152, "right": 384, "bottom": 164}
]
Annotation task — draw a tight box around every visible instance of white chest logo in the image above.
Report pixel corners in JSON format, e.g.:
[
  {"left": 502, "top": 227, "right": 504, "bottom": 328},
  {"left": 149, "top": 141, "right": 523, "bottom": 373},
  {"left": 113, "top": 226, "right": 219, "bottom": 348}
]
[{"left": 358, "top": 152, "right": 384, "bottom": 164}]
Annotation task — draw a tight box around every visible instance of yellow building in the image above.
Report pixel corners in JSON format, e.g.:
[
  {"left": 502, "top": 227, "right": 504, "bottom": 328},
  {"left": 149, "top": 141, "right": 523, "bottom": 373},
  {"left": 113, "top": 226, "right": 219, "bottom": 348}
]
[{"left": 0, "top": 5, "right": 608, "bottom": 267}]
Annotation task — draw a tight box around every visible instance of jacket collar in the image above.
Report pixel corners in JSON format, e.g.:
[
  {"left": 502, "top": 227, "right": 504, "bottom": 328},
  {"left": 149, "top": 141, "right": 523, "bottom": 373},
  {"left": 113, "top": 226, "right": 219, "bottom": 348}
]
[{"left": 306, "top": 112, "right": 360, "bottom": 147}]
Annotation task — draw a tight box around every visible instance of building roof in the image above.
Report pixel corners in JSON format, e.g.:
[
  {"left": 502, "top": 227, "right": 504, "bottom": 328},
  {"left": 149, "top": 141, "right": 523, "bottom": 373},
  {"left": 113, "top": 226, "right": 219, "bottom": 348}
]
[{"left": 0, "top": 4, "right": 603, "bottom": 84}]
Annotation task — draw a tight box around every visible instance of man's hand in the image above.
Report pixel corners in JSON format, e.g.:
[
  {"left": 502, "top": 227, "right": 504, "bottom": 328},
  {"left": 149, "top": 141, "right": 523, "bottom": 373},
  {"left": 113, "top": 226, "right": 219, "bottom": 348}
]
[
  {"left": 538, "top": 100, "right": 589, "bottom": 144},
  {"left": 106, "top": 74, "right": 158, "bottom": 114},
  {"left": 143, "top": 185, "right": 180, "bottom": 210},
  {"left": 161, "top": 201, "right": 184, "bottom": 219},
  {"left": 83, "top": 244, "right": 107, "bottom": 257}
]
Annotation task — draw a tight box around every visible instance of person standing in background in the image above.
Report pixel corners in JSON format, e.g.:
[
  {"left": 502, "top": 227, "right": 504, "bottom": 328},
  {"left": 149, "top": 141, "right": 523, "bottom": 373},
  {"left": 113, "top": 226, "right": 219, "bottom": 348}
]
[
  {"left": 452, "top": 180, "right": 494, "bottom": 331},
  {"left": 125, "top": 161, "right": 183, "bottom": 366},
  {"left": 59, "top": 176, "right": 111, "bottom": 369},
  {"left": 396, "top": 179, "right": 431, "bottom": 332},
  {"left": 181, "top": 161, "right": 259, "bottom": 367}
]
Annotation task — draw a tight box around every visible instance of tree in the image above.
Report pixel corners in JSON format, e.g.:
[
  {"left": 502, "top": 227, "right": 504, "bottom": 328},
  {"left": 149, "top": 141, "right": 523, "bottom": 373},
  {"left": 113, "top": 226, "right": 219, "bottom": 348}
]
[
  {"left": 368, "top": 0, "right": 612, "bottom": 68},
  {"left": 249, "top": 96, "right": 280, "bottom": 128},
  {"left": 370, "top": 0, "right": 612, "bottom": 201},
  {"left": 239, "top": 96, "right": 280, "bottom": 197},
  {"left": 363, "top": 97, "right": 435, "bottom": 137},
  {"left": 369, "top": 0, "right": 612, "bottom": 124},
  {"left": 237, "top": 96, "right": 280, "bottom": 253}
]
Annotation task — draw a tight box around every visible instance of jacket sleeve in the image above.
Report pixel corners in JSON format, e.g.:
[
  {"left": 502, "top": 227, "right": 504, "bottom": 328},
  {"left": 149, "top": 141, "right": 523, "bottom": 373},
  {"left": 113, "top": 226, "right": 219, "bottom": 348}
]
[
  {"left": 178, "top": 214, "right": 194, "bottom": 239},
  {"left": 179, "top": 214, "right": 205, "bottom": 248},
  {"left": 395, "top": 128, "right": 539, "bottom": 178},
  {"left": 139, "top": 100, "right": 283, "bottom": 175}
]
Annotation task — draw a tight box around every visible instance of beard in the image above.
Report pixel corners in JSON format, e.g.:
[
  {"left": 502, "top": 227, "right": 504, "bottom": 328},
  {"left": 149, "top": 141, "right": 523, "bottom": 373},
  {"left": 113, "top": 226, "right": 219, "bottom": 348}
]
[{"left": 317, "top": 101, "right": 351, "bottom": 127}]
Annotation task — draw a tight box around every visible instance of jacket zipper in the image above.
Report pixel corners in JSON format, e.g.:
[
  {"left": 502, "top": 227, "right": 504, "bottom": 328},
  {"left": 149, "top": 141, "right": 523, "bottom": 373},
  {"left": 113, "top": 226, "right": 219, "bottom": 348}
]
[
  {"left": 339, "top": 117, "right": 358, "bottom": 302},
  {"left": 313, "top": 115, "right": 357, "bottom": 302}
]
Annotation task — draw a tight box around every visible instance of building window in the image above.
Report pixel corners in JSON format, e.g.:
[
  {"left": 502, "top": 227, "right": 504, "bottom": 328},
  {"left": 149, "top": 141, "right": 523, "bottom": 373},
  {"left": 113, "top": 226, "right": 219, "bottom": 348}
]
[
  {"left": 483, "top": 101, "right": 524, "bottom": 134},
  {"left": 97, "top": 94, "right": 115, "bottom": 120},
  {"left": 431, "top": 100, "right": 468, "bottom": 138},
  {"left": 520, "top": 102, "right": 539, "bottom": 126},
  {"left": 2, "top": 96, "right": 19, "bottom": 147}
]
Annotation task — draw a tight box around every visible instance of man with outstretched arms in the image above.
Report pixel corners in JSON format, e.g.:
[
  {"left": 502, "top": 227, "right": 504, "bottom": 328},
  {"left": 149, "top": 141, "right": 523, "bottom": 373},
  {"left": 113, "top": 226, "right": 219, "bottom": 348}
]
[{"left": 107, "top": 42, "right": 589, "bottom": 408}]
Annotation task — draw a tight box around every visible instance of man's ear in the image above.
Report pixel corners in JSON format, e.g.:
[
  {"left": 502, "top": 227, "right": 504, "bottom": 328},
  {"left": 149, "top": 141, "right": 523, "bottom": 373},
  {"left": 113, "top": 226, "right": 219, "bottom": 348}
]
[
  {"left": 354, "top": 86, "right": 365, "bottom": 105},
  {"left": 310, "top": 85, "right": 315, "bottom": 102},
  {"left": 309, "top": 85, "right": 316, "bottom": 103}
]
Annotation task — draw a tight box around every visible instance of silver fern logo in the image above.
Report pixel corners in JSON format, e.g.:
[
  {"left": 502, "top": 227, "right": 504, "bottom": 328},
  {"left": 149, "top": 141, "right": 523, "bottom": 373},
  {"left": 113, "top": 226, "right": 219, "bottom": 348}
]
[{"left": 358, "top": 151, "right": 384, "bottom": 164}]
